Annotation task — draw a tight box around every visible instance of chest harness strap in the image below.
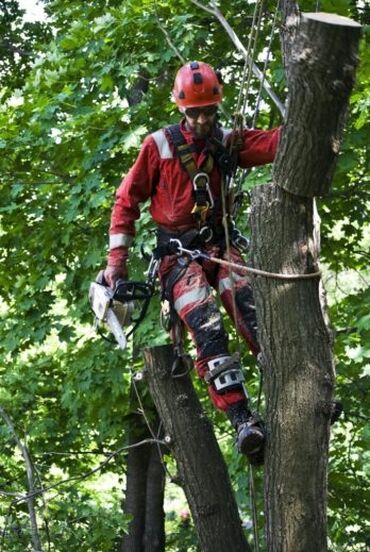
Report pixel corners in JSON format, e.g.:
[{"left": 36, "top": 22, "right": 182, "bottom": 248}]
[
  {"left": 166, "top": 124, "right": 220, "bottom": 224},
  {"left": 165, "top": 124, "right": 244, "bottom": 225}
]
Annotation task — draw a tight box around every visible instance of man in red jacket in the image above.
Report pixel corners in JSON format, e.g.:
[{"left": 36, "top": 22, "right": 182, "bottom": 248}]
[{"left": 104, "top": 61, "right": 280, "bottom": 464}]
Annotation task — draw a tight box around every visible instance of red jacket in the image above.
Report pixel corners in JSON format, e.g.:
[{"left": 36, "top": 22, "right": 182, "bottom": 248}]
[{"left": 108, "top": 120, "right": 280, "bottom": 265}]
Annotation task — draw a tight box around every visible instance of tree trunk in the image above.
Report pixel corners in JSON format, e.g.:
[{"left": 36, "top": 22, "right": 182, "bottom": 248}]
[
  {"left": 249, "top": 12, "right": 361, "bottom": 552},
  {"left": 121, "top": 422, "right": 150, "bottom": 552},
  {"left": 143, "top": 345, "right": 251, "bottom": 552},
  {"left": 250, "top": 185, "right": 334, "bottom": 552},
  {"left": 274, "top": 13, "right": 361, "bottom": 197},
  {"left": 144, "top": 443, "right": 166, "bottom": 552},
  {"left": 121, "top": 407, "right": 165, "bottom": 552}
]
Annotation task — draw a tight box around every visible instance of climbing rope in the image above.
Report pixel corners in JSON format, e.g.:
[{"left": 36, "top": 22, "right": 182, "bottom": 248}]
[
  {"left": 251, "top": 1, "right": 281, "bottom": 129},
  {"left": 241, "top": 0, "right": 265, "bottom": 117},
  {"left": 168, "top": 242, "right": 321, "bottom": 280},
  {"left": 233, "top": 0, "right": 263, "bottom": 117}
]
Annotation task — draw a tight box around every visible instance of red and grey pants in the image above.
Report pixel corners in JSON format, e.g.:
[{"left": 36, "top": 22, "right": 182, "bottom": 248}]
[{"left": 159, "top": 244, "right": 260, "bottom": 412}]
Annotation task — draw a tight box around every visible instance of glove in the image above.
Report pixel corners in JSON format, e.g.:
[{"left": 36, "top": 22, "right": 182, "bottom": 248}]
[
  {"left": 104, "top": 264, "right": 128, "bottom": 289},
  {"left": 104, "top": 245, "right": 129, "bottom": 288}
]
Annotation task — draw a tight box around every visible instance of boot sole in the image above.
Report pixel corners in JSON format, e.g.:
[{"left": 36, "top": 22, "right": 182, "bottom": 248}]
[{"left": 238, "top": 428, "right": 265, "bottom": 456}]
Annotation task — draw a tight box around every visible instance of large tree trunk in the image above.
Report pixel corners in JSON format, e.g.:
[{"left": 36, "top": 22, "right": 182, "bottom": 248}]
[
  {"left": 275, "top": 12, "right": 361, "bottom": 197},
  {"left": 143, "top": 345, "right": 251, "bottom": 552},
  {"left": 249, "top": 12, "right": 361, "bottom": 552},
  {"left": 250, "top": 185, "right": 333, "bottom": 552}
]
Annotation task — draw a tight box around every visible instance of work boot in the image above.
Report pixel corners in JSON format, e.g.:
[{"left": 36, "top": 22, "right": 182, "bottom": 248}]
[{"left": 227, "top": 401, "right": 265, "bottom": 465}]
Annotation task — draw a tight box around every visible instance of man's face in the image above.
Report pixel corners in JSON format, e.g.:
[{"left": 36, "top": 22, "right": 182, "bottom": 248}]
[{"left": 183, "top": 104, "right": 218, "bottom": 138}]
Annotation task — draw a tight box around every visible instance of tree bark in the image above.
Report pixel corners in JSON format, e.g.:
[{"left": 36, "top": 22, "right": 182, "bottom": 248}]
[
  {"left": 280, "top": 1, "right": 300, "bottom": 72},
  {"left": 121, "top": 423, "right": 150, "bottom": 552},
  {"left": 144, "top": 443, "right": 166, "bottom": 552},
  {"left": 143, "top": 345, "right": 251, "bottom": 552},
  {"left": 274, "top": 13, "right": 361, "bottom": 197},
  {"left": 248, "top": 12, "right": 361, "bottom": 552},
  {"left": 121, "top": 408, "right": 165, "bottom": 552},
  {"left": 250, "top": 185, "right": 334, "bottom": 552}
]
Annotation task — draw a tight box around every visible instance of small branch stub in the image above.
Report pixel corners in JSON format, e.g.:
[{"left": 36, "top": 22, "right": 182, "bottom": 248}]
[{"left": 274, "top": 12, "right": 361, "bottom": 197}]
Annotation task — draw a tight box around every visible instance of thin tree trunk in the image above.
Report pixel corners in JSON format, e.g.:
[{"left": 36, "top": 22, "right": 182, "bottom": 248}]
[
  {"left": 121, "top": 398, "right": 165, "bottom": 552},
  {"left": 0, "top": 407, "right": 42, "bottom": 552},
  {"left": 143, "top": 345, "right": 251, "bottom": 552},
  {"left": 144, "top": 443, "right": 166, "bottom": 552},
  {"left": 121, "top": 414, "right": 151, "bottom": 552},
  {"left": 249, "top": 11, "right": 361, "bottom": 552}
]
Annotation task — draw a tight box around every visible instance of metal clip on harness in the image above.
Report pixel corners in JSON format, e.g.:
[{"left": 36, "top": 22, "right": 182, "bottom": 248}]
[
  {"left": 192, "top": 172, "right": 214, "bottom": 208},
  {"left": 168, "top": 239, "right": 204, "bottom": 261}
]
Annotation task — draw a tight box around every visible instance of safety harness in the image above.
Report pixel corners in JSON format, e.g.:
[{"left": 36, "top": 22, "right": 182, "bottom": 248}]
[
  {"left": 165, "top": 123, "right": 243, "bottom": 227},
  {"left": 154, "top": 123, "right": 248, "bottom": 302},
  {"left": 152, "top": 123, "right": 246, "bottom": 374}
]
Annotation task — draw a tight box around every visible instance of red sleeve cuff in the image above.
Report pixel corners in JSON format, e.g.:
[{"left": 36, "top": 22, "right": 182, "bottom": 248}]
[{"left": 107, "top": 246, "right": 129, "bottom": 267}]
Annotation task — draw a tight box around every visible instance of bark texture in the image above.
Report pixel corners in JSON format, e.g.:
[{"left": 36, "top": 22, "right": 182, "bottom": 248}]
[
  {"left": 280, "top": 1, "right": 300, "bottom": 72},
  {"left": 143, "top": 345, "right": 250, "bottom": 552},
  {"left": 250, "top": 185, "right": 334, "bottom": 552},
  {"left": 248, "top": 11, "right": 361, "bottom": 552},
  {"left": 121, "top": 410, "right": 165, "bottom": 552},
  {"left": 144, "top": 444, "right": 166, "bottom": 552},
  {"left": 274, "top": 13, "right": 361, "bottom": 197}
]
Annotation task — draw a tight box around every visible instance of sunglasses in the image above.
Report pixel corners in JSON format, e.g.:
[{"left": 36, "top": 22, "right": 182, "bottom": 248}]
[{"left": 184, "top": 105, "right": 218, "bottom": 118}]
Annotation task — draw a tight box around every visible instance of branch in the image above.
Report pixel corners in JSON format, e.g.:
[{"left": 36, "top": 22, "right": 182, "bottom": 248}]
[
  {"left": 8, "top": 438, "right": 167, "bottom": 506},
  {"left": 0, "top": 407, "right": 43, "bottom": 552},
  {"left": 154, "top": 13, "right": 185, "bottom": 64},
  {"left": 0, "top": 40, "right": 34, "bottom": 57},
  {"left": 190, "top": 0, "right": 286, "bottom": 117}
]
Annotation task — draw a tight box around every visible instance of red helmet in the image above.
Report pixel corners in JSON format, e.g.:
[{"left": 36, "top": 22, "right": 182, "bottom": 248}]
[{"left": 172, "top": 61, "right": 223, "bottom": 108}]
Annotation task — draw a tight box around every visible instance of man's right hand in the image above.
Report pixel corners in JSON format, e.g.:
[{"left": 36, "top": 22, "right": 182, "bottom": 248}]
[{"left": 103, "top": 265, "right": 128, "bottom": 289}]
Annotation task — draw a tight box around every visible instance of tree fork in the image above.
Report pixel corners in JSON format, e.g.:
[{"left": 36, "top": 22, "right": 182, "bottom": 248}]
[
  {"left": 143, "top": 345, "right": 251, "bottom": 552},
  {"left": 249, "top": 11, "right": 361, "bottom": 552}
]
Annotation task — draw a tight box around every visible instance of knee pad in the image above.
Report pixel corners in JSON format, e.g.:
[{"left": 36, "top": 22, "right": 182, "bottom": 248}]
[{"left": 204, "top": 355, "right": 245, "bottom": 394}]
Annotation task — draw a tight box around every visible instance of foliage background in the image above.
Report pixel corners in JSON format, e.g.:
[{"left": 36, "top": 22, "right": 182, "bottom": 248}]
[{"left": 0, "top": 0, "right": 368, "bottom": 550}]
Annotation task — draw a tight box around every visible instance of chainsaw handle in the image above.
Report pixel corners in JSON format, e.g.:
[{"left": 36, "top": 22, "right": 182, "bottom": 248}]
[{"left": 96, "top": 269, "right": 109, "bottom": 287}]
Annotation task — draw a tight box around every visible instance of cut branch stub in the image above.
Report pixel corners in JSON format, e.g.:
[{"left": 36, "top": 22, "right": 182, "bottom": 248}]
[{"left": 274, "top": 12, "right": 361, "bottom": 197}]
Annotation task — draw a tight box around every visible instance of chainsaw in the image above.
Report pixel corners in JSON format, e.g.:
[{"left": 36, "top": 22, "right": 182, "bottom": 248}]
[{"left": 89, "top": 260, "right": 157, "bottom": 349}]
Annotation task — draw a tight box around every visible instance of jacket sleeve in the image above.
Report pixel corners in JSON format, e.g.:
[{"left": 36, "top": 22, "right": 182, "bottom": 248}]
[
  {"left": 107, "top": 136, "right": 160, "bottom": 266},
  {"left": 238, "top": 127, "right": 281, "bottom": 168}
]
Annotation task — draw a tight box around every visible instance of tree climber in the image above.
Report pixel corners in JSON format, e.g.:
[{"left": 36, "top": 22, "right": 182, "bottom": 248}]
[{"left": 103, "top": 61, "right": 280, "bottom": 465}]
